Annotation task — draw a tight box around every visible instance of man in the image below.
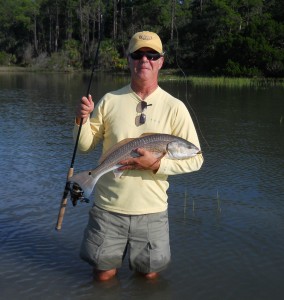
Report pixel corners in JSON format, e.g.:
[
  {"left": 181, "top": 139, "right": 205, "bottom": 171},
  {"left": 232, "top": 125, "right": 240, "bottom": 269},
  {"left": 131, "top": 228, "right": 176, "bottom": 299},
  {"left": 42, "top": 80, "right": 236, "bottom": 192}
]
[{"left": 74, "top": 31, "right": 204, "bottom": 281}]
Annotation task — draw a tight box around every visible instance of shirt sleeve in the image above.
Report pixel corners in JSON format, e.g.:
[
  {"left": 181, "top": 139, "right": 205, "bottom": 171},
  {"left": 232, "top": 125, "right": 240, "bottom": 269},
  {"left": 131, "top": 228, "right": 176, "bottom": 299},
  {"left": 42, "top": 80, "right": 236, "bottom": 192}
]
[
  {"left": 73, "top": 99, "right": 104, "bottom": 153},
  {"left": 156, "top": 101, "right": 204, "bottom": 175}
]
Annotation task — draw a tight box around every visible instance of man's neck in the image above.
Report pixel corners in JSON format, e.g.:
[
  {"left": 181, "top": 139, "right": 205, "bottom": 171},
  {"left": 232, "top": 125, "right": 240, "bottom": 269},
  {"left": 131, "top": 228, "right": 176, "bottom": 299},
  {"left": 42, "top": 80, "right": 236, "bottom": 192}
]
[{"left": 131, "top": 81, "right": 158, "bottom": 100}]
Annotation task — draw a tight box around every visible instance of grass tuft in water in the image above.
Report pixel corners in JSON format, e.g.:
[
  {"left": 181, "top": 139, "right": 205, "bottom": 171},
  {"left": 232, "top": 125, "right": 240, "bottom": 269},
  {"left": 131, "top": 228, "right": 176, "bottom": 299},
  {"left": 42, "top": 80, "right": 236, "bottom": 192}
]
[
  {"left": 216, "top": 189, "right": 221, "bottom": 214},
  {"left": 184, "top": 188, "right": 196, "bottom": 215},
  {"left": 184, "top": 189, "right": 187, "bottom": 218}
]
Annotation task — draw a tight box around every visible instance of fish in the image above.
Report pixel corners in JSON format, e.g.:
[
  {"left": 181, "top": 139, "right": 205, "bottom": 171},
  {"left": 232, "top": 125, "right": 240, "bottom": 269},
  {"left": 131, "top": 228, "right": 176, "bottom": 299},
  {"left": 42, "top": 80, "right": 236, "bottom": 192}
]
[{"left": 68, "top": 133, "right": 201, "bottom": 199}]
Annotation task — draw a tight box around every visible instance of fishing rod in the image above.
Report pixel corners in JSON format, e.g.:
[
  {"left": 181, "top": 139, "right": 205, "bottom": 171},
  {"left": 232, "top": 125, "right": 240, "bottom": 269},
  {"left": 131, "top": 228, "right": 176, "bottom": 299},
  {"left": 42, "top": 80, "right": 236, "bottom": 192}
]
[{"left": 55, "top": 23, "right": 102, "bottom": 231}]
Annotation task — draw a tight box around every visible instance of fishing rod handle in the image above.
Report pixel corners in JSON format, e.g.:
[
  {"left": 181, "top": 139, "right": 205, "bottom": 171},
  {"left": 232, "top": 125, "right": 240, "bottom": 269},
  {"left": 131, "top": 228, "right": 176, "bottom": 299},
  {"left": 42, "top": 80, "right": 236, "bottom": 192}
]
[{"left": 55, "top": 167, "right": 74, "bottom": 230}]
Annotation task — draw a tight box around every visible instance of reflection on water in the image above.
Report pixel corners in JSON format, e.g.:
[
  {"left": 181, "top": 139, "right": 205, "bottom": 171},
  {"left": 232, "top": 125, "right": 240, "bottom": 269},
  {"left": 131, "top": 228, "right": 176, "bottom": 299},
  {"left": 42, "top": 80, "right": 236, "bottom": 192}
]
[{"left": 0, "top": 73, "right": 284, "bottom": 300}]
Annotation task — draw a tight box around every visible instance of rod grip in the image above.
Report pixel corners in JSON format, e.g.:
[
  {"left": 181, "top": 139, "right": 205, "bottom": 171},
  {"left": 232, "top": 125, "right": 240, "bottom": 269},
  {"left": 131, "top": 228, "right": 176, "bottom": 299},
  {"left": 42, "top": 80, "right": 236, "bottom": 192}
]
[{"left": 55, "top": 168, "right": 74, "bottom": 230}]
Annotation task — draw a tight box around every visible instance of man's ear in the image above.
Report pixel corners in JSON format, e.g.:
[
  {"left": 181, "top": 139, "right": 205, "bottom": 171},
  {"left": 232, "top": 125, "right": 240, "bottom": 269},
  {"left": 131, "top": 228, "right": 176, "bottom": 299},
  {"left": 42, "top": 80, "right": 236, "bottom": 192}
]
[{"left": 158, "top": 57, "right": 164, "bottom": 70}]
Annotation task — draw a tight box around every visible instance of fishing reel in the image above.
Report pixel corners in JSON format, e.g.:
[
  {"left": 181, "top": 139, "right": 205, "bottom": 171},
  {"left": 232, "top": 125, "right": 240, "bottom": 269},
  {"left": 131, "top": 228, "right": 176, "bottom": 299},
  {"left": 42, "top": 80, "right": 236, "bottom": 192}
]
[{"left": 67, "top": 181, "right": 90, "bottom": 206}]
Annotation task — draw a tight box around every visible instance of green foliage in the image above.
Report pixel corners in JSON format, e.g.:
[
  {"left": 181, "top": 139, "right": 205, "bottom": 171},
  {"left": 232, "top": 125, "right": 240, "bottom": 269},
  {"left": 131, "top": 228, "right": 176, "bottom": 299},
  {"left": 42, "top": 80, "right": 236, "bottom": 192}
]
[
  {"left": 0, "top": 51, "right": 16, "bottom": 65},
  {"left": 46, "top": 52, "right": 73, "bottom": 71},
  {"left": 222, "top": 59, "right": 262, "bottom": 77},
  {"left": 0, "top": 0, "right": 283, "bottom": 77},
  {"left": 63, "top": 39, "right": 82, "bottom": 69},
  {"left": 99, "top": 40, "right": 127, "bottom": 71}
]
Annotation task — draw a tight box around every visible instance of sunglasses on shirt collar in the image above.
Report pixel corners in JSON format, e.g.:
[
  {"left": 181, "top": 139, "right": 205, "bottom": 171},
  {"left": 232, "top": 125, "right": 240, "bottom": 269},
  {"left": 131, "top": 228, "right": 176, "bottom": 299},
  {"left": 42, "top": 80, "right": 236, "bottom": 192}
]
[
  {"left": 130, "top": 51, "right": 164, "bottom": 61},
  {"left": 140, "top": 101, "right": 152, "bottom": 124}
]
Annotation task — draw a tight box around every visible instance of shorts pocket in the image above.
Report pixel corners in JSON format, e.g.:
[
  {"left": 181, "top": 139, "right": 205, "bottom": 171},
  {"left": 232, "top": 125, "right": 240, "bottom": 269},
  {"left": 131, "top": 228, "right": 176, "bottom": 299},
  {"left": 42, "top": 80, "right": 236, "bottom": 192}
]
[
  {"left": 80, "top": 227, "right": 104, "bottom": 266},
  {"left": 148, "top": 239, "right": 171, "bottom": 272},
  {"left": 80, "top": 207, "right": 109, "bottom": 266},
  {"left": 147, "top": 211, "right": 171, "bottom": 272}
]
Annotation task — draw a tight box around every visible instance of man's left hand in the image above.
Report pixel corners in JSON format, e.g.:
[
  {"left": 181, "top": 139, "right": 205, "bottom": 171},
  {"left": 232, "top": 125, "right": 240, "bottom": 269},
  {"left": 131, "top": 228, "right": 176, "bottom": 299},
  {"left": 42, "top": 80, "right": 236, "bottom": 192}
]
[{"left": 118, "top": 148, "right": 162, "bottom": 173}]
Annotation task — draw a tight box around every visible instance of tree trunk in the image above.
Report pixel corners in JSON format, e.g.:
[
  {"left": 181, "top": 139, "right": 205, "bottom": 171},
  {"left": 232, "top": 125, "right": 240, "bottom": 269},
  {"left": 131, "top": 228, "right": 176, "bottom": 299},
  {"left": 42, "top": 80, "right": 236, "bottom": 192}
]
[
  {"left": 55, "top": 1, "right": 59, "bottom": 52},
  {"left": 113, "top": 0, "right": 117, "bottom": 40},
  {"left": 67, "top": 2, "right": 73, "bottom": 40},
  {"left": 34, "top": 14, "right": 38, "bottom": 55},
  {"left": 170, "top": 0, "right": 176, "bottom": 41},
  {"left": 49, "top": 11, "right": 52, "bottom": 53}
]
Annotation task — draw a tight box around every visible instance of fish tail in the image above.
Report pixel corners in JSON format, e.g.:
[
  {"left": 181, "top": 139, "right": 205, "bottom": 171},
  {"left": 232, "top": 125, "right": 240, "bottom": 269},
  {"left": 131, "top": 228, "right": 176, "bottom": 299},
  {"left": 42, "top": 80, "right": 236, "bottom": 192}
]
[{"left": 68, "top": 170, "right": 98, "bottom": 199}]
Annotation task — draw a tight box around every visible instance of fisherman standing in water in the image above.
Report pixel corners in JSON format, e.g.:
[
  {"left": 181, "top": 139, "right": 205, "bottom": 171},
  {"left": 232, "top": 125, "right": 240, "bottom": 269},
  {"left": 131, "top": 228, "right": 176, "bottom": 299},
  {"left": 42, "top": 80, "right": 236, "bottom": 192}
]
[{"left": 74, "top": 31, "right": 204, "bottom": 281}]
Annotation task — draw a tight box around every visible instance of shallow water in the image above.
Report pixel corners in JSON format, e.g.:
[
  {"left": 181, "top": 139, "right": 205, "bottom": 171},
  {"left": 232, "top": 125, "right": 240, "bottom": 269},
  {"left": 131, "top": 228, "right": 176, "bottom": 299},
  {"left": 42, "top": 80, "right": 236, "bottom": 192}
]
[{"left": 0, "top": 72, "right": 283, "bottom": 300}]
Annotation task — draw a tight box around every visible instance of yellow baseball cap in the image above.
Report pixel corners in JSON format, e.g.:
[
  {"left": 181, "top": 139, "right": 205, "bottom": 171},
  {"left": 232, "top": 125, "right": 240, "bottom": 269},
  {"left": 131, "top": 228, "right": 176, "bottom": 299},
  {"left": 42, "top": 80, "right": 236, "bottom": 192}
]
[{"left": 128, "top": 31, "right": 163, "bottom": 54}]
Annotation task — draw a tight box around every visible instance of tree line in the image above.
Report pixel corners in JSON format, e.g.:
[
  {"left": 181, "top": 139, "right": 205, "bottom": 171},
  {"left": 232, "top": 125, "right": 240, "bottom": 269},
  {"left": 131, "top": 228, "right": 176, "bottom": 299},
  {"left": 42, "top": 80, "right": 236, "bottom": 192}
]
[{"left": 0, "top": 0, "right": 283, "bottom": 77}]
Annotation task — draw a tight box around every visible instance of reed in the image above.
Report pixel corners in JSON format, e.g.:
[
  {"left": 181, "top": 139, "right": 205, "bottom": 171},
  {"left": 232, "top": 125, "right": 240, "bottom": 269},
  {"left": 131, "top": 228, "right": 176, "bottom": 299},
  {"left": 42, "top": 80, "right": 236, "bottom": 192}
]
[
  {"left": 190, "top": 76, "right": 253, "bottom": 87},
  {"left": 184, "top": 189, "right": 187, "bottom": 218},
  {"left": 183, "top": 188, "right": 196, "bottom": 215},
  {"left": 159, "top": 73, "right": 284, "bottom": 88},
  {"left": 280, "top": 116, "right": 283, "bottom": 125},
  {"left": 216, "top": 189, "right": 221, "bottom": 213}
]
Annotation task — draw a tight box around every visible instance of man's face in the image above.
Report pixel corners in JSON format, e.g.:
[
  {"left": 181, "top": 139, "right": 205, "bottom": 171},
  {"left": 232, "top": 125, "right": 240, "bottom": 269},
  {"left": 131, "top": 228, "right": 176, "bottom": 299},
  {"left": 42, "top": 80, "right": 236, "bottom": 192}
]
[{"left": 128, "top": 47, "right": 164, "bottom": 82}]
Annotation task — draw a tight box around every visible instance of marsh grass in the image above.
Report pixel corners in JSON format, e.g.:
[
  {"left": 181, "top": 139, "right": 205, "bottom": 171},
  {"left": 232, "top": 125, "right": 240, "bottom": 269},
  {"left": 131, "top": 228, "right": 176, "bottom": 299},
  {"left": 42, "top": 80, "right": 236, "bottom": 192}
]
[
  {"left": 181, "top": 188, "right": 222, "bottom": 215},
  {"left": 159, "top": 73, "right": 284, "bottom": 88}
]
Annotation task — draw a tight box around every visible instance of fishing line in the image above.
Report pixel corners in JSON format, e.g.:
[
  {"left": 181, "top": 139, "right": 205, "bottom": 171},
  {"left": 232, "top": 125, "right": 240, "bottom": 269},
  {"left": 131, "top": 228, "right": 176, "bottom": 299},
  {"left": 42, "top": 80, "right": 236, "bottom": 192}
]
[{"left": 173, "top": 24, "right": 210, "bottom": 149}]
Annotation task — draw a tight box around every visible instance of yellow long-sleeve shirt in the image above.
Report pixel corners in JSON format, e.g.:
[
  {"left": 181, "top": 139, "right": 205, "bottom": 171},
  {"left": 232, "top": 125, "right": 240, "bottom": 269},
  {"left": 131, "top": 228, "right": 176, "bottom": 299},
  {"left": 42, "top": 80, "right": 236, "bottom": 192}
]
[{"left": 73, "top": 84, "right": 204, "bottom": 214}]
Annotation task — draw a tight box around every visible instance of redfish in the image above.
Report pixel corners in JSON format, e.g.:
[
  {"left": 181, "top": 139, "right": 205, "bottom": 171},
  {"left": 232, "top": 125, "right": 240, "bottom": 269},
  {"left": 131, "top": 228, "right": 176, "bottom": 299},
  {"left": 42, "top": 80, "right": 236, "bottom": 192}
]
[{"left": 68, "top": 133, "right": 201, "bottom": 199}]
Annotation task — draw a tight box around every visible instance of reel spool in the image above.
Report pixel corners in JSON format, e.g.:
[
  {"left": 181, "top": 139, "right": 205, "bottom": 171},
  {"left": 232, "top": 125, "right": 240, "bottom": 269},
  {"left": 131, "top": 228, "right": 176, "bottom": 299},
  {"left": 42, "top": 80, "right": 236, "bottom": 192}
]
[{"left": 67, "top": 182, "right": 90, "bottom": 206}]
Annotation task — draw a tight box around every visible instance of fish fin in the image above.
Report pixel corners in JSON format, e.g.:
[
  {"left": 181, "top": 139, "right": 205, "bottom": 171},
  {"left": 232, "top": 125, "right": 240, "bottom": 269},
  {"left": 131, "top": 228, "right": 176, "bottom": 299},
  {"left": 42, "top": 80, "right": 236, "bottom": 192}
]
[
  {"left": 99, "top": 138, "right": 136, "bottom": 163},
  {"left": 113, "top": 168, "right": 124, "bottom": 178},
  {"left": 152, "top": 151, "right": 167, "bottom": 159},
  {"left": 130, "top": 150, "right": 141, "bottom": 157},
  {"left": 139, "top": 133, "right": 158, "bottom": 137}
]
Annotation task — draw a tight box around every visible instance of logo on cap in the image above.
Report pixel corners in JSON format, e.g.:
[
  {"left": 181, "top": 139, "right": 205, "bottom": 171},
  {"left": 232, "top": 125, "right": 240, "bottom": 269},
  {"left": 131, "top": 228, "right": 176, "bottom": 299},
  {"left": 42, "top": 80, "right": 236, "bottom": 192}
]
[{"left": 139, "top": 34, "right": 152, "bottom": 40}]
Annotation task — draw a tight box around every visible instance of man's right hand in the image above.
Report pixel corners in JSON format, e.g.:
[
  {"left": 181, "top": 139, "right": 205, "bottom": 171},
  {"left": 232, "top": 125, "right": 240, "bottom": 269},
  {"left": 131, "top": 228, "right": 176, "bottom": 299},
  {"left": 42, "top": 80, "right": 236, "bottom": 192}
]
[{"left": 76, "top": 94, "right": 94, "bottom": 125}]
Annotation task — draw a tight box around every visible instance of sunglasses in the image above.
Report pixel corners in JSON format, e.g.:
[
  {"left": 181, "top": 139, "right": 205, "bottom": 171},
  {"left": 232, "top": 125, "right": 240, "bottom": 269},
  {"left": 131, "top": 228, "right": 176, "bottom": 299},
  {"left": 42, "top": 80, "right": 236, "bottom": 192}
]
[
  {"left": 140, "top": 101, "right": 152, "bottom": 124},
  {"left": 130, "top": 51, "right": 163, "bottom": 61}
]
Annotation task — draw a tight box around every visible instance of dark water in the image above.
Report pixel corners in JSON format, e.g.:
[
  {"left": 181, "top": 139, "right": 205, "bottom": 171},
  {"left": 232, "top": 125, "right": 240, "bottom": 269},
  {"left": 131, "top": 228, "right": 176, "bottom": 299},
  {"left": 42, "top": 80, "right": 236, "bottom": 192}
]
[{"left": 0, "top": 72, "right": 283, "bottom": 300}]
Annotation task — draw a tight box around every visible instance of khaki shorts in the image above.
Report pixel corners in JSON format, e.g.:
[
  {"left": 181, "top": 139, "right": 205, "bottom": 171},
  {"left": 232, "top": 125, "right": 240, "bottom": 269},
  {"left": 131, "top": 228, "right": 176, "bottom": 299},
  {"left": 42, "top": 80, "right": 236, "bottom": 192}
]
[{"left": 80, "top": 205, "right": 171, "bottom": 273}]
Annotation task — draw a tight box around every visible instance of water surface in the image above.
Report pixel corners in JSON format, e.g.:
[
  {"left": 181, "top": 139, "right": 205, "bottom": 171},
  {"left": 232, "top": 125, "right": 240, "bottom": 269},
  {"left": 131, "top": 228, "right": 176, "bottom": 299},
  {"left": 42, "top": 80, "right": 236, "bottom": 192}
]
[{"left": 0, "top": 72, "right": 283, "bottom": 300}]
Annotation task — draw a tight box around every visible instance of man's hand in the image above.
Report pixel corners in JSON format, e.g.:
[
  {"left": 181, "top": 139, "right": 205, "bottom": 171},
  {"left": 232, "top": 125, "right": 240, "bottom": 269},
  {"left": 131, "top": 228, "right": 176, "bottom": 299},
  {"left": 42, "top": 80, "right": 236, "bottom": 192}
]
[
  {"left": 76, "top": 94, "right": 94, "bottom": 125},
  {"left": 119, "top": 148, "right": 163, "bottom": 173}
]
